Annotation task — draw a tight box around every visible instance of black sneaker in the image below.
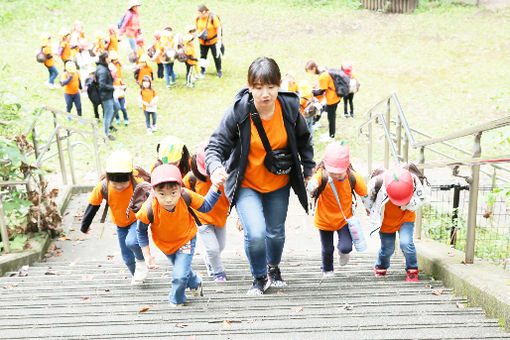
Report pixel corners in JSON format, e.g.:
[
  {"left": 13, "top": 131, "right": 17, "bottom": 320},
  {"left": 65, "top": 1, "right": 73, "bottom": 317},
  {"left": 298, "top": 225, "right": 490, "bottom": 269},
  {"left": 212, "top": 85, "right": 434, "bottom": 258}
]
[
  {"left": 247, "top": 276, "right": 268, "bottom": 296},
  {"left": 217, "top": 70, "right": 223, "bottom": 78},
  {"left": 107, "top": 135, "right": 116, "bottom": 141},
  {"left": 267, "top": 265, "right": 287, "bottom": 288}
]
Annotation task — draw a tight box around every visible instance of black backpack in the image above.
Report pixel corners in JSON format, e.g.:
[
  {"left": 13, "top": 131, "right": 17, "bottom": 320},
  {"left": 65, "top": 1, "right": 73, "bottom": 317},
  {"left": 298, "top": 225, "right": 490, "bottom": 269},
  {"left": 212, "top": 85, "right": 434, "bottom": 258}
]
[{"left": 328, "top": 68, "right": 350, "bottom": 98}]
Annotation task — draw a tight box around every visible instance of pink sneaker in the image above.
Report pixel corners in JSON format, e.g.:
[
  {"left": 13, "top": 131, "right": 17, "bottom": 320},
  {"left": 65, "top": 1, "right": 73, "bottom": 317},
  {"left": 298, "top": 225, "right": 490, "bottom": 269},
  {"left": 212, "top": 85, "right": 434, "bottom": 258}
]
[{"left": 374, "top": 266, "right": 387, "bottom": 276}]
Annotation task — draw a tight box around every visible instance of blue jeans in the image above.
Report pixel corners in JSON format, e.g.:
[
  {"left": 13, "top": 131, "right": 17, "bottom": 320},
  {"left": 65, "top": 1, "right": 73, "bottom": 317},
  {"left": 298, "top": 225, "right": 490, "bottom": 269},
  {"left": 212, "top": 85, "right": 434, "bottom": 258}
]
[
  {"left": 165, "top": 237, "right": 201, "bottom": 304},
  {"left": 163, "top": 62, "right": 176, "bottom": 86},
  {"left": 236, "top": 184, "right": 290, "bottom": 278},
  {"left": 144, "top": 110, "right": 156, "bottom": 128},
  {"left": 47, "top": 65, "right": 59, "bottom": 84},
  {"left": 102, "top": 98, "right": 114, "bottom": 135},
  {"left": 116, "top": 97, "right": 128, "bottom": 121},
  {"left": 127, "top": 37, "right": 137, "bottom": 51},
  {"left": 319, "top": 226, "right": 352, "bottom": 272},
  {"left": 64, "top": 93, "right": 82, "bottom": 116},
  {"left": 376, "top": 222, "right": 418, "bottom": 271},
  {"left": 117, "top": 221, "right": 144, "bottom": 275}
]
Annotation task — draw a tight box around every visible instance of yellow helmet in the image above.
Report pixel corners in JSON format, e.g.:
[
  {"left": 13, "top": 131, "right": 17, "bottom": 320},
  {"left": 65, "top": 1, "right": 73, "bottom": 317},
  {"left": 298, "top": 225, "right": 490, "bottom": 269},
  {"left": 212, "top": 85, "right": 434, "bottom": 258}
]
[
  {"left": 106, "top": 149, "right": 133, "bottom": 173},
  {"left": 95, "top": 31, "right": 105, "bottom": 40},
  {"left": 158, "top": 136, "right": 184, "bottom": 164},
  {"left": 65, "top": 61, "right": 77, "bottom": 73},
  {"left": 40, "top": 32, "right": 50, "bottom": 41}
]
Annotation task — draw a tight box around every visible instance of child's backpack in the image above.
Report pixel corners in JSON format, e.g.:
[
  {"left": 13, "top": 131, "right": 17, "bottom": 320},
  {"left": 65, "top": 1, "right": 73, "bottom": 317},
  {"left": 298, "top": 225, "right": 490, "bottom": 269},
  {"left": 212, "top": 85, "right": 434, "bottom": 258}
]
[
  {"left": 369, "top": 163, "right": 428, "bottom": 202},
  {"left": 327, "top": 68, "right": 350, "bottom": 98},
  {"left": 311, "top": 162, "right": 357, "bottom": 204},
  {"left": 147, "top": 44, "right": 156, "bottom": 58},
  {"left": 128, "top": 51, "right": 138, "bottom": 64},
  {"left": 349, "top": 78, "right": 360, "bottom": 94},
  {"left": 36, "top": 47, "right": 47, "bottom": 63},
  {"left": 117, "top": 12, "right": 127, "bottom": 29},
  {"left": 176, "top": 47, "right": 187, "bottom": 63},
  {"left": 302, "top": 97, "right": 322, "bottom": 118}
]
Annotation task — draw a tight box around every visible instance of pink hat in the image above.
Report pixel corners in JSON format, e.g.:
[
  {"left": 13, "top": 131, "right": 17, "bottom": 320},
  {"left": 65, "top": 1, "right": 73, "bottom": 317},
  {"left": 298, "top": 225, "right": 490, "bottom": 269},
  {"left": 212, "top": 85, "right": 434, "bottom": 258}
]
[
  {"left": 195, "top": 142, "right": 208, "bottom": 177},
  {"left": 323, "top": 142, "right": 350, "bottom": 173},
  {"left": 151, "top": 164, "right": 183, "bottom": 187},
  {"left": 342, "top": 62, "right": 352, "bottom": 77},
  {"left": 384, "top": 167, "right": 414, "bottom": 206}
]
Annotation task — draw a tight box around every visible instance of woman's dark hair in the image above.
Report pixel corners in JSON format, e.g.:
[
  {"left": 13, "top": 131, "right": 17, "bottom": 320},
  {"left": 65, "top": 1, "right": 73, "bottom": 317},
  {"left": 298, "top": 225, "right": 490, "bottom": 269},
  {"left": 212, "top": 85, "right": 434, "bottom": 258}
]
[
  {"left": 305, "top": 60, "right": 319, "bottom": 74},
  {"left": 247, "top": 57, "right": 281, "bottom": 87},
  {"left": 106, "top": 172, "right": 131, "bottom": 183},
  {"left": 197, "top": 4, "right": 209, "bottom": 13},
  {"left": 190, "top": 154, "right": 208, "bottom": 182},
  {"left": 98, "top": 51, "right": 109, "bottom": 65}
]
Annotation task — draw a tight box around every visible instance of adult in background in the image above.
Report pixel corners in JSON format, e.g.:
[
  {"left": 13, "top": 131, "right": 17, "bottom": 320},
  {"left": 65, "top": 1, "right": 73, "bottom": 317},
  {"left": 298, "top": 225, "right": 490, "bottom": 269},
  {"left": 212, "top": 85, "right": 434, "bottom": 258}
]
[
  {"left": 305, "top": 60, "right": 341, "bottom": 141},
  {"left": 195, "top": 4, "right": 223, "bottom": 78},
  {"left": 119, "top": 0, "right": 142, "bottom": 51},
  {"left": 205, "top": 57, "right": 315, "bottom": 295},
  {"left": 96, "top": 52, "right": 116, "bottom": 141}
]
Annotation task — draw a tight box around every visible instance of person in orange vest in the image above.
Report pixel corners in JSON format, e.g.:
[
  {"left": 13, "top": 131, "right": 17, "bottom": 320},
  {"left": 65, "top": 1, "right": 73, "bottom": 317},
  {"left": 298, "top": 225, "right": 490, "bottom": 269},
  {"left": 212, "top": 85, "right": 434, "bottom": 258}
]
[
  {"left": 195, "top": 4, "right": 223, "bottom": 78},
  {"left": 183, "top": 31, "right": 198, "bottom": 88},
  {"left": 58, "top": 28, "right": 72, "bottom": 68},
  {"left": 138, "top": 75, "right": 158, "bottom": 134},
  {"left": 40, "top": 33, "right": 59, "bottom": 89},
  {"left": 106, "top": 25, "right": 119, "bottom": 54},
  {"left": 60, "top": 61, "right": 82, "bottom": 116}
]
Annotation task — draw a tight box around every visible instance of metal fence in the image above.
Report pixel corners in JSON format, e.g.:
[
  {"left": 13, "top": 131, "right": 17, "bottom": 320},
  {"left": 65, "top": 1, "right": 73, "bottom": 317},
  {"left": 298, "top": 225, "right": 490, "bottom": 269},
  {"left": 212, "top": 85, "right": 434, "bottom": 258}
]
[{"left": 360, "top": 0, "right": 419, "bottom": 13}]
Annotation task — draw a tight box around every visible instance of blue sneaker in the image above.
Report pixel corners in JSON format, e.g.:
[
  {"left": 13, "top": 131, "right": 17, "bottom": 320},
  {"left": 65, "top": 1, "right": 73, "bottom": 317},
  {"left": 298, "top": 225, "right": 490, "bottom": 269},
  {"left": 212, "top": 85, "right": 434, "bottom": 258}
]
[
  {"left": 116, "top": 118, "right": 121, "bottom": 125},
  {"left": 124, "top": 120, "right": 129, "bottom": 126}
]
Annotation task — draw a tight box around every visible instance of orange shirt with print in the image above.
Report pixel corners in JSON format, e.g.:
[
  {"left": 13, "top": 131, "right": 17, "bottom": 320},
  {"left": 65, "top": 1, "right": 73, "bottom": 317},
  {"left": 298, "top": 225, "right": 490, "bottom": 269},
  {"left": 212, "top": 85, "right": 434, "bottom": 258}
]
[
  {"left": 313, "top": 169, "right": 367, "bottom": 231},
  {"left": 380, "top": 201, "right": 416, "bottom": 233},
  {"left": 136, "top": 189, "right": 204, "bottom": 254},
  {"left": 196, "top": 13, "right": 221, "bottom": 46},
  {"left": 43, "top": 46, "right": 55, "bottom": 67},
  {"left": 60, "top": 38, "right": 71, "bottom": 61},
  {"left": 108, "top": 34, "right": 119, "bottom": 53},
  {"left": 62, "top": 72, "right": 80, "bottom": 95},
  {"left": 88, "top": 177, "right": 142, "bottom": 227},
  {"left": 242, "top": 99, "right": 290, "bottom": 193},
  {"left": 140, "top": 88, "right": 156, "bottom": 110},
  {"left": 319, "top": 71, "right": 340, "bottom": 105},
  {"left": 138, "top": 64, "right": 153, "bottom": 84},
  {"left": 183, "top": 174, "right": 229, "bottom": 227}
]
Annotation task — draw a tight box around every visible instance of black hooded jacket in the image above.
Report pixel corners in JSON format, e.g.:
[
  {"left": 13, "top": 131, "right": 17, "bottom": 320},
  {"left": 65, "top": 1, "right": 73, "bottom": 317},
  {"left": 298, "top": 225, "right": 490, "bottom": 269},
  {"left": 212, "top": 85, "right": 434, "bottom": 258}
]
[
  {"left": 205, "top": 87, "right": 315, "bottom": 212},
  {"left": 95, "top": 62, "right": 114, "bottom": 102}
]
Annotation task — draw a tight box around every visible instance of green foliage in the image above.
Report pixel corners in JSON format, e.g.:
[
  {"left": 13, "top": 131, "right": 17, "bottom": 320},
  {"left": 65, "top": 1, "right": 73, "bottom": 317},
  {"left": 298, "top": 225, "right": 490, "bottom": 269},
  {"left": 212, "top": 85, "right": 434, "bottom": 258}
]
[
  {"left": 9, "top": 234, "right": 28, "bottom": 251},
  {"left": 0, "top": 136, "right": 27, "bottom": 181}
]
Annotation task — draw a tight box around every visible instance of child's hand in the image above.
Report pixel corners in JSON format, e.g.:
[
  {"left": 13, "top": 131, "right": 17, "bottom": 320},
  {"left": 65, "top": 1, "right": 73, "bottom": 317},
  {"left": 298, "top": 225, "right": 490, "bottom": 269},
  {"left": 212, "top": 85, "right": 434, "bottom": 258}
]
[
  {"left": 211, "top": 167, "right": 228, "bottom": 187},
  {"left": 145, "top": 255, "right": 159, "bottom": 269}
]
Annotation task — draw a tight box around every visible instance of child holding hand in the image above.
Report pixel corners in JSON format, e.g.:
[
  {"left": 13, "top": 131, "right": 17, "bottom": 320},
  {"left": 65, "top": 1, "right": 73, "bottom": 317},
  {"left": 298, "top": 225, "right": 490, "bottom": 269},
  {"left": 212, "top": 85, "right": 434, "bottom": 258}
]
[{"left": 136, "top": 164, "right": 225, "bottom": 306}]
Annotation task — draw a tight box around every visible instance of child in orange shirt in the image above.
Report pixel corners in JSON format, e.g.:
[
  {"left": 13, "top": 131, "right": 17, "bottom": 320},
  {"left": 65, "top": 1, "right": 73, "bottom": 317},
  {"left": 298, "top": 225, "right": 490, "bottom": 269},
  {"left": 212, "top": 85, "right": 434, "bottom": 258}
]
[
  {"left": 135, "top": 54, "right": 153, "bottom": 85},
  {"left": 307, "top": 142, "right": 367, "bottom": 278},
  {"left": 58, "top": 28, "right": 72, "bottom": 67},
  {"left": 136, "top": 164, "right": 224, "bottom": 306},
  {"left": 363, "top": 166, "right": 426, "bottom": 282},
  {"left": 107, "top": 25, "right": 119, "bottom": 54},
  {"left": 81, "top": 149, "right": 148, "bottom": 284},
  {"left": 151, "top": 30, "right": 164, "bottom": 80},
  {"left": 183, "top": 142, "right": 230, "bottom": 281},
  {"left": 183, "top": 30, "right": 198, "bottom": 88},
  {"left": 40, "top": 33, "right": 59, "bottom": 89},
  {"left": 60, "top": 61, "right": 82, "bottom": 116},
  {"left": 138, "top": 75, "right": 158, "bottom": 134}
]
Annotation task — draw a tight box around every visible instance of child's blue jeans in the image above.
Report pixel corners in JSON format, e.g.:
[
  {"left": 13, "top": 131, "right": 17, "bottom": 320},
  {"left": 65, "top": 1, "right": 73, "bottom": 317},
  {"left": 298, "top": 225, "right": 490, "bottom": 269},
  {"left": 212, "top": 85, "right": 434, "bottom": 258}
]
[
  {"left": 47, "top": 65, "right": 59, "bottom": 84},
  {"left": 117, "top": 221, "right": 145, "bottom": 275},
  {"left": 319, "top": 226, "right": 352, "bottom": 272},
  {"left": 165, "top": 236, "right": 202, "bottom": 304},
  {"left": 64, "top": 93, "right": 82, "bottom": 116},
  {"left": 163, "top": 62, "right": 176, "bottom": 86},
  {"left": 144, "top": 110, "right": 157, "bottom": 128},
  {"left": 376, "top": 222, "right": 418, "bottom": 271}
]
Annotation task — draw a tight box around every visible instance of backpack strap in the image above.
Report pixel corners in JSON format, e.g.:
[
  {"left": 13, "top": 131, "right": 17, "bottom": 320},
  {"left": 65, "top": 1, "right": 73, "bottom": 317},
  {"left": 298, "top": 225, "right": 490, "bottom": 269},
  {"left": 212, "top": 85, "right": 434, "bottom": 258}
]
[
  {"left": 100, "top": 179, "right": 109, "bottom": 223},
  {"left": 181, "top": 189, "right": 202, "bottom": 226}
]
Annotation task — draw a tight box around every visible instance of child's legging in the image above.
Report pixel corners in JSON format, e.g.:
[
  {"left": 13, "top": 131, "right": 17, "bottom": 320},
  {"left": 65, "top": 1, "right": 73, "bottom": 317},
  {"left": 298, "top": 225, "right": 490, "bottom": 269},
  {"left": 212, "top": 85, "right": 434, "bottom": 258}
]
[
  {"left": 144, "top": 110, "right": 157, "bottom": 128},
  {"left": 64, "top": 93, "right": 82, "bottom": 116},
  {"left": 186, "top": 64, "right": 193, "bottom": 85},
  {"left": 343, "top": 93, "right": 354, "bottom": 116},
  {"left": 92, "top": 102, "right": 102, "bottom": 119},
  {"left": 198, "top": 224, "right": 226, "bottom": 275},
  {"left": 319, "top": 226, "right": 353, "bottom": 272},
  {"left": 157, "top": 63, "right": 164, "bottom": 79}
]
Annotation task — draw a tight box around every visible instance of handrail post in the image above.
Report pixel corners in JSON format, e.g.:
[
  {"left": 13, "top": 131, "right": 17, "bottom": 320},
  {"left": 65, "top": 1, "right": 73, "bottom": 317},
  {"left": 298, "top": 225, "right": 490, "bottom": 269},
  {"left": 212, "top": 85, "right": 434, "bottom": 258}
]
[
  {"left": 368, "top": 111, "right": 373, "bottom": 175},
  {"left": 403, "top": 133, "right": 409, "bottom": 163},
  {"left": 396, "top": 114, "right": 402, "bottom": 158},
  {"left": 53, "top": 113, "right": 68, "bottom": 185},
  {"left": 66, "top": 129, "right": 76, "bottom": 185},
  {"left": 0, "top": 196, "right": 10, "bottom": 253},
  {"left": 415, "top": 146, "right": 425, "bottom": 239},
  {"left": 465, "top": 132, "right": 482, "bottom": 264},
  {"left": 31, "top": 128, "right": 45, "bottom": 184},
  {"left": 384, "top": 99, "right": 391, "bottom": 168},
  {"left": 92, "top": 121, "right": 102, "bottom": 176}
]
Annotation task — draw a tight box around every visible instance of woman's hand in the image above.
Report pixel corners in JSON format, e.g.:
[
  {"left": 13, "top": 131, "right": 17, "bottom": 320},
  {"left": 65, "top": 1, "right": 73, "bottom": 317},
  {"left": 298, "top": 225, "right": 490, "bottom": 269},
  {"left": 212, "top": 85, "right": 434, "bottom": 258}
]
[{"left": 211, "top": 167, "right": 228, "bottom": 187}]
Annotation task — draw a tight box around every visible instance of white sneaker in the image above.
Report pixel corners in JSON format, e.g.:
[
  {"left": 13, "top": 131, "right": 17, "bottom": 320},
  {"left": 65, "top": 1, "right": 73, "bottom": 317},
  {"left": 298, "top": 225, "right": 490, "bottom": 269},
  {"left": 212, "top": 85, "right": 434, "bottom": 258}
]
[
  {"left": 133, "top": 260, "right": 148, "bottom": 283},
  {"left": 151, "top": 124, "right": 157, "bottom": 132},
  {"left": 146, "top": 128, "right": 152, "bottom": 135},
  {"left": 195, "top": 73, "right": 204, "bottom": 80},
  {"left": 45, "top": 82, "right": 54, "bottom": 89},
  {"left": 190, "top": 282, "right": 203, "bottom": 297},
  {"left": 339, "top": 253, "right": 350, "bottom": 266},
  {"left": 322, "top": 271, "right": 335, "bottom": 279}
]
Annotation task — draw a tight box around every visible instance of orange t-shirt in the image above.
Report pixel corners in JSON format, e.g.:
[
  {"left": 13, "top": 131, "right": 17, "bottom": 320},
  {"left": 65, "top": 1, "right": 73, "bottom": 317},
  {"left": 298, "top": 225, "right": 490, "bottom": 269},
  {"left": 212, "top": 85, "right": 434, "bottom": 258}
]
[
  {"left": 62, "top": 72, "right": 80, "bottom": 95},
  {"left": 380, "top": 201, "right": 416, "bottom": 233},
  {"left": 154, "top": 41, "right": 162, "bottom": 64},
  {"left": 241, "top": 99, "right": 290, "bottom": 193},
  {"left": 43, "top": 46, "right": 55, "bottom": 67},
  {"left": 196, "top": 13, "right": 221, "bottom": 46},
  {"left": 108, "top": 34, "right": 119, "bottom": 53},
  {"left": 88, "top": 178, "right": 142, "bottom": 227},
  {"left": 183, "top": 174, "right": 230, "bottom": 227},
  {"left": 185, "top": 43, "right": 197, "bottom": 66},
  {"left": 313, "top": 169, "right": 367, "bottom": 231},
  {"left": 140, "top": 88, "right": 156, "bottom": 110},
  {"left": 288, "top": 82, "right": 299, "bottom": 93},
  {"left": 113, "top": 61, "right": 122, "bottom": 81},
  {"left": 319, "top": 71, "right": 340, "bottom": 105},
  {"left": 60, "top": 38, "right": 71, "bottom": 61},
  {"left": 136, "top": 189, "right": 205, "bottom": 254},
  {"left": 138, "top": 65, "right": 153, "bottom": 84}
]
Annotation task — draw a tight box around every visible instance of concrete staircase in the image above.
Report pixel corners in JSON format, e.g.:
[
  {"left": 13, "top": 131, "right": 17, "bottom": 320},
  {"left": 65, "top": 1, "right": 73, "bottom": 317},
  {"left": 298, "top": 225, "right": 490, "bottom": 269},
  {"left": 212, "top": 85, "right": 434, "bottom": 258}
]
[{"left": 1, "top": 254, "right": 509, "bottom": 339}]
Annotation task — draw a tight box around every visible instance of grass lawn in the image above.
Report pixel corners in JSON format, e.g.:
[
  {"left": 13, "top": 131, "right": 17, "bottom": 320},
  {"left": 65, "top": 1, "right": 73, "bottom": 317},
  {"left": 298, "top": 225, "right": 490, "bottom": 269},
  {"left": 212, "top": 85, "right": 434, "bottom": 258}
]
[{"left": 0, "top": 0, "right": 509, "bottom": 177}]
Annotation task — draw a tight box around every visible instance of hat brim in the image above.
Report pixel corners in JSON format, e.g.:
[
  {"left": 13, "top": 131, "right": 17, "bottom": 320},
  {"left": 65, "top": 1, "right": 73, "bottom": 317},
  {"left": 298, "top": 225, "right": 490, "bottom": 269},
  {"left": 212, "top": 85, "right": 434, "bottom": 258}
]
[
  {"left": 387, "top": 194, "right": 413, "bottom": 207},
  {"left": 324, "top": 163, "right": 348, "bottom": 174},
  {"left": 151, "top": 177, "right": 182, "bottom": 187}
]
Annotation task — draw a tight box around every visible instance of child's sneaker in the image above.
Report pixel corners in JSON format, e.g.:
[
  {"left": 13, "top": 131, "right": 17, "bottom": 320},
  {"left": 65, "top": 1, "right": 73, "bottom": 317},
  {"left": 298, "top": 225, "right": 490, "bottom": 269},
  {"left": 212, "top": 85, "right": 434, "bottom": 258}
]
[
  {"left": 45, "top": 82, "right": 54, "bottom": 89},
  {"left": 406, "top": 268, "right": 419, "bottom": 282},
  {"left": 132, "top": 260, "right": 148, "bottom": 283},
  {"left": 195, "top": 73, "right": 204, "bottom": 80},
  {"left": 146, "top": 128, "right": 152, "bottom": 135},
  {"left": 322, "top": 271, "right": 335, "bottom": 279},
  {"left": 267, "top": 265, "right": 287, "bottom": 288},
  {"left": 124, "top": 120, "right": 129, "bottom": 126},
  {"left": 151, "top": 124, "right": 157, "bottom": 132},
  {"left": 247, "top": 276, "right": 268, "bottom": 296},
  {"left": 213, "top": 272, "right": 227, "bottom": 282},
  {"left": 374, "top": 266, "right": 387, "bottom": 276},
  {"left": 339, "top": 252, "right": 350, "bottom": 266},
  {"left": 190, "top": 281, "right": 203, "bottom": 297},
  {"left": 116, "top": 118, "right": 121, "bottom": 125}
]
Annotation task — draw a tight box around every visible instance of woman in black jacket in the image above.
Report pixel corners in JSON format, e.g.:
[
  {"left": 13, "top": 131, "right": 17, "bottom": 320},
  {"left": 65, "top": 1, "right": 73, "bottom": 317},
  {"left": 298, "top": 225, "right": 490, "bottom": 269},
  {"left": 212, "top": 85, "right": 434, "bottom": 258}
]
[
  {"left": 205, "top": 57, "right": 314, "bottom": 295},
  {"left": 95, "top": 52, "right": 115, "bottom": 140}
]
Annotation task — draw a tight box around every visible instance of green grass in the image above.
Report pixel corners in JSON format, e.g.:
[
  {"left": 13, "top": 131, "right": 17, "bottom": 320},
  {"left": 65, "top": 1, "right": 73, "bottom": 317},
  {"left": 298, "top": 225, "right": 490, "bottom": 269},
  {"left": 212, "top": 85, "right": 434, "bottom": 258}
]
[{"left": 0, "top": 0, "right": 509, "bottom": 172}]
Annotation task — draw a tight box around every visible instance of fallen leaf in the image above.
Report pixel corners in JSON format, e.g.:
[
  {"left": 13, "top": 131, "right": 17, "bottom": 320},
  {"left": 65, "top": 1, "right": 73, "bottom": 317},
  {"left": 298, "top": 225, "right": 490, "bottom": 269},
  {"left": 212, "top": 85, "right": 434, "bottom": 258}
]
[
  {"left": 107, "top": 255, "right": 115, "bottom": 260},
  {"left": 58, "top": 235, "right": 67, "bottom": 241},
  {"left": 3, "top": 284, "right": 17, "bottom": 290},
  {"left": 68, "top": 227, "right": 75, "bottom": 231},
  {"left": 55, "top": 249, "right": 63, "bottom": 256},
  {"left": 425, "top": 284, "right": 432, "bottom": 289},
  {"left": 221, "top": 320, "right": 232, "bottom": 328},
  {"left": 447, "top": 252, "right": 455, "bottom": 257},
  {"left": 75, "top": 212, "right": 84, "bottom": 218},
  {"left": 81, "top": 297, "right": 90, "bottom": 302},
  {"left": 44, "top": 271, "right": 58, "bottom": 275},
  {"left": 97, "top": 264, "right": 102, "bottom": 268},
  {"left": 456, "top": 302, "right": 466, "bottom": 309},
  {"left": 461, "top": 261, "right": 467, "bottom": 265},
  {"left": 276, "top": 290, "right": 284, "bottom": 295},
  {"left": 343, "top": 304, "right": 353, "bottom": 310},
  {"left": 49, "top": 244, "right": 57, "bottom": 251},
  {"left": 175, "top": 322, "right": 188, "bottom": 328},
  {"left": 139, "top": 306, "right": 152, "bottom": 313},
  {"left": 291, "top": 306, "right": 303, "bottom": 313},
  {"left": 104, "top": 288, "right": 110, "bottom": 292},
  {"left": 215, "top": 289, "right": 225, "bottom": 293},
  {"left": 82, "top": 275, "right": 94, "bottom": 281},
  {"left": 288, "top": 262, "right": 301, "bottom": 267},
  {"left": 432, "top": 289, "right": 444, "bottom": 296}
]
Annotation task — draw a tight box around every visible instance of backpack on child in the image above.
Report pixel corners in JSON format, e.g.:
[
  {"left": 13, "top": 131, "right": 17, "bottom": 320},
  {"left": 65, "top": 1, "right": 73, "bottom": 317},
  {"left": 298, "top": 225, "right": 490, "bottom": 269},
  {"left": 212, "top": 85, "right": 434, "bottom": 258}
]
[
  {"left": 327, "top": 68, "right": 350, "bottom": 98},
  {"left": 36, "top": 47, "right": 47, "bottom": 63}
]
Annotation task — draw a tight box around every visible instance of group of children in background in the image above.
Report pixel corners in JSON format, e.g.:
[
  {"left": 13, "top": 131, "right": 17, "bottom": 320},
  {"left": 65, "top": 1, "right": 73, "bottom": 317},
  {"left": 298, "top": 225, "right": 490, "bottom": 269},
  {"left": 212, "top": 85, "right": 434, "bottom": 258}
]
[{"left": 81, "top": 135, "right": 426, "bottom": 305}]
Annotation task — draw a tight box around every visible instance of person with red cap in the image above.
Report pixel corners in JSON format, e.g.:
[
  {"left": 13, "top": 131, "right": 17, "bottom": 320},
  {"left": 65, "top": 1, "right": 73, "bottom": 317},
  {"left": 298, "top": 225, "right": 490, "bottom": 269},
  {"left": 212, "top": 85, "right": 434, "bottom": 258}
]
[
  {"left": 362, "top": 165, "right": 426, "bottom": 282},
  {"left": 183, "top": 142, "right": 230, "bottom": 282},
  {"left": 307, "top": 141, "right": 367, "bottom": 278},
  {"left": 135, "top": 164, "right": 225, "bottom": 306}
]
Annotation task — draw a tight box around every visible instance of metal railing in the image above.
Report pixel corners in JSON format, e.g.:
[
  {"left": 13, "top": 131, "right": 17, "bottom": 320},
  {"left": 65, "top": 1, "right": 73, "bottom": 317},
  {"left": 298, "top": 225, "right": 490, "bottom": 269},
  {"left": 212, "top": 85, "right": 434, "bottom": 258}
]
[
  {"left": 358, "top": 92, "right": 510, "bottom": 264},
  {"left": 0, "top": 106, "right": 107, "bottom": 253}
]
